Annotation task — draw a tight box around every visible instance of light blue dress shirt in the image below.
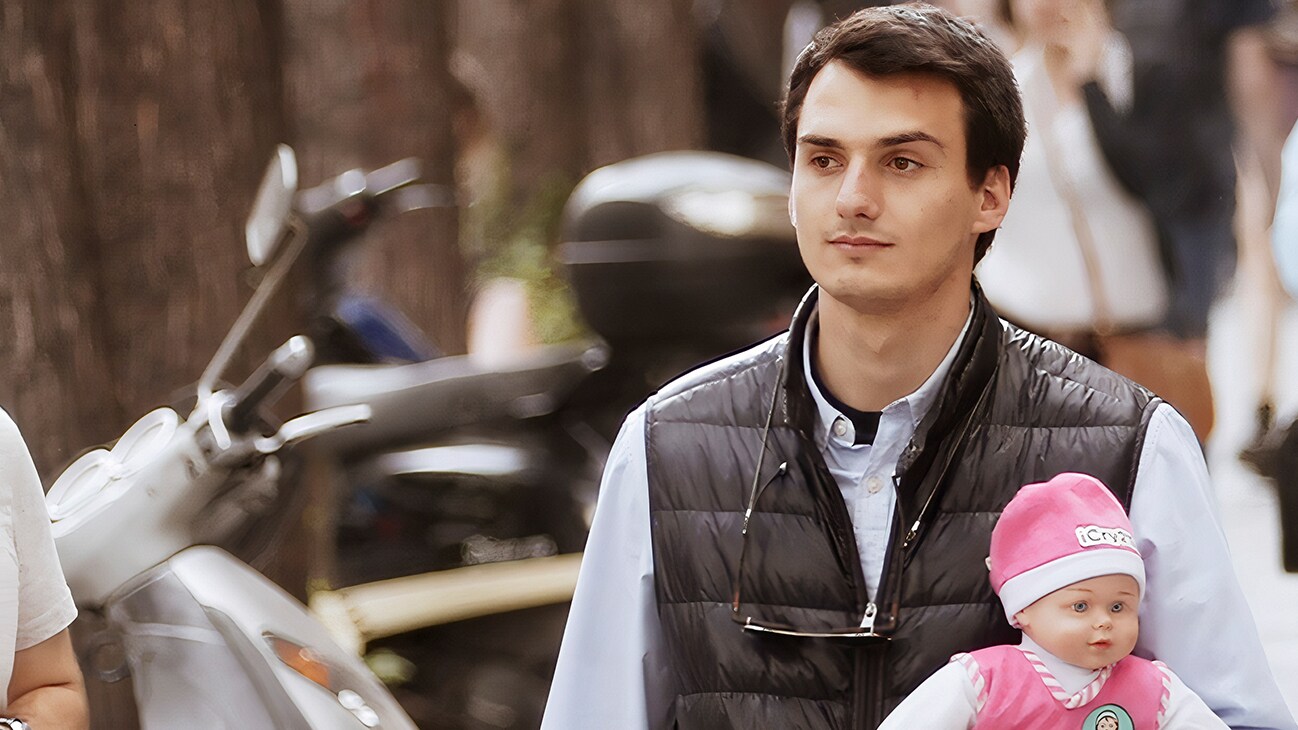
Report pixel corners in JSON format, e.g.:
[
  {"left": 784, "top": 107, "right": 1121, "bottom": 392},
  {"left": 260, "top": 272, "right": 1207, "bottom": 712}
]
[{"left": 542, "top": 318, "right": 1296, "bottom": 730}]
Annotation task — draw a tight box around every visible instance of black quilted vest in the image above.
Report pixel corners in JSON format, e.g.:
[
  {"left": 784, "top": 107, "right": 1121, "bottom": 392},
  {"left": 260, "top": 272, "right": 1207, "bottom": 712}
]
[{"left": 644, "top": 285, "right": 1160, "bottom": 729}]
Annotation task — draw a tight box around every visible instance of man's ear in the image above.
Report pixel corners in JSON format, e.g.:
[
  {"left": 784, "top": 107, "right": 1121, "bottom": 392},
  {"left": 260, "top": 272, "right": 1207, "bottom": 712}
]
[
  {"left": 971, "top": 165, "right": 1011, "bottom": 235},
  {"left": 788, "top": 193, "right": 798, "bottom": 228}
]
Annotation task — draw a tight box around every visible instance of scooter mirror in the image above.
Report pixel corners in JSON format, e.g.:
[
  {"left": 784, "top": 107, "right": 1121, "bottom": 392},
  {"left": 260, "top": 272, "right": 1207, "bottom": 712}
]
[{"left": 245, "top": 144, "right": 298, "bottom": 266}]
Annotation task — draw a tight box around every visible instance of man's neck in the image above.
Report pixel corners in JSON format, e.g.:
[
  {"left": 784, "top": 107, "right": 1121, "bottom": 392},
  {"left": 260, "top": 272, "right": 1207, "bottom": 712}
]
[{"left": 813, "top": 287, "right": 971, "bottom": 412}]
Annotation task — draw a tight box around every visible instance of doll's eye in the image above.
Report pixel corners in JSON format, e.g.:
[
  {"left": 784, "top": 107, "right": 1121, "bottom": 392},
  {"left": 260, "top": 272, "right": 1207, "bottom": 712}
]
[
  {"left": 1071, "top": 602, "right": 1088, "bottom": 613},
  {"left": 1110, "top": 602, "right": 1124, "bottom": 613}
]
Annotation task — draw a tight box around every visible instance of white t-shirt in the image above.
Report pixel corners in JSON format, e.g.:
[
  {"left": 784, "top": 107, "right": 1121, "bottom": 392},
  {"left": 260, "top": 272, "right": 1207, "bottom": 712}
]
[{"left": 0, "top": 410, "right": 77, "bottom": 709}]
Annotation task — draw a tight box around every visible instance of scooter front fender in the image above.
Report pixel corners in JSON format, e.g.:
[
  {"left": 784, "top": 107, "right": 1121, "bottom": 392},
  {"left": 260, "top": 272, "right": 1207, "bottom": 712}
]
[{"left": 106, "top": 546, "right": 417, "bottom": 730}]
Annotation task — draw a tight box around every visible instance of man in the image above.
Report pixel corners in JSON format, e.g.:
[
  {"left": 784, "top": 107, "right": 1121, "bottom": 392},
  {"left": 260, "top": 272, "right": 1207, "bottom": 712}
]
[
  {"left": 1, "top": 409, "right": 87, "bottom": 729},
  {"left": 543, "top": 4, "right": 1295, "bottom": 729}
]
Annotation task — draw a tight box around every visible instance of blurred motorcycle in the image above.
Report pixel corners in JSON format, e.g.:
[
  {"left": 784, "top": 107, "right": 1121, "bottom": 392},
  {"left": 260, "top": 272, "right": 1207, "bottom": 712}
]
[
  {"left": 45, "top": 146, "right": 418, "bottom": 729},
  {"left": 300, "top": 149, "right": 810, "bottom": 728},
  {"left": 291, "top": 156, "right": 609, "bottom": 729}
]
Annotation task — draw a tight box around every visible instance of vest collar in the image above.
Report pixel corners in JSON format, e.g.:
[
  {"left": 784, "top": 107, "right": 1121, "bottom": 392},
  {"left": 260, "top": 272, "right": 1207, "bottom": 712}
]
[{"left": 780, "top": 281, "right": 1002, "bottom": 522}]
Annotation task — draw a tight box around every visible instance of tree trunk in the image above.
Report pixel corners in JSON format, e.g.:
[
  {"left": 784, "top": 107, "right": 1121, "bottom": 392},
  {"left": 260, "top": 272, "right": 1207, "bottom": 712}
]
[
  {"left": 67, "top": 0, "right": 291, "bottom": 426},
  {"left": 582, "top": 0, "right": 706, "bottom": 168},
  {"left": 2, "top": 4, "right": 287, "bottom": 728},
  {"left": 1, "top": 1, "right": 292, "bottom": 472},
  {"left": 455, "top": 0, "right": 706, "bottom": 206},
  {"left": 0, "top": 2, "right": 123, "bottom": 472},
  {"left": 281, "top": 0, "right": 467, "bottom": 354}
]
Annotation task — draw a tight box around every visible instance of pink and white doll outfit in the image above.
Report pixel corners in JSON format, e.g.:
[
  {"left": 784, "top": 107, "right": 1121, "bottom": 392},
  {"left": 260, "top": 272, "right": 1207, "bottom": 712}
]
[{"left": 879, "top": 473, "right": 1227, "bottom": 729}]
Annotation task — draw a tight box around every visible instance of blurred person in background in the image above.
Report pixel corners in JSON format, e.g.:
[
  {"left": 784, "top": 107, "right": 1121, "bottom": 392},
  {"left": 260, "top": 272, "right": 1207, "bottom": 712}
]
[
  {"left": 542, "top": 4, "right": 1293, "bottom": 729},
  {"left": 1080, "top": 0, "right": 1283, "bottom": 443},
  {"left": 976, "top": 0, "right": 1172, "bottom": 381},
  {"left": 0, "top": 411, "right": 86, "bottom": 729}
]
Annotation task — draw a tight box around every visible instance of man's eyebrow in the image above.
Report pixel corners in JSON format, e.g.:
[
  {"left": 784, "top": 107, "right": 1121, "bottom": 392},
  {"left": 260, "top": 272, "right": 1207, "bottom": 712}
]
[
  {"left": 797, "top": 131, "right": 946, "bottom": 150},
  {"left": 877, "top": 131, "right": 945, "bottom": 149},
  {"left": 797, "top": 133, "right": 843, "bottom": 149}
]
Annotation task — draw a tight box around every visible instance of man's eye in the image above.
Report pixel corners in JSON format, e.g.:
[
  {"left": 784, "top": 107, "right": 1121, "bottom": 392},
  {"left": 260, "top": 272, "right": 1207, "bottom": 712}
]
[
  {"left": 890, "top": 157, "right": 921, "bottom": 172},
  {"left": 810, "top": 155, "right": 837, "bottom": 169},
  {"left": 1071, "top": 602, "right": 1088, "bottom": 613}
]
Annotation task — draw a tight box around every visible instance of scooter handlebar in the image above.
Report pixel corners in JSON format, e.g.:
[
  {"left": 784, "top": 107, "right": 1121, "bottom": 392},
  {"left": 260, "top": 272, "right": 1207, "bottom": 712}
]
[
  {"left": 223, "top": 336, "right": 315, "bottom": 433},
  {"left": 296, "top": 158, "right": 423, "bottom": 219}
]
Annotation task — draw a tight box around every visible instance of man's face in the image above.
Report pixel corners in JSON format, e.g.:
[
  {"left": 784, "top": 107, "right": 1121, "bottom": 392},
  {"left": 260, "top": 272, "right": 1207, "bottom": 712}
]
[
  {"left": 789, "top": 61, "right": 1008, "bottom": 315},
  {"left": 1015, "top": 574, "right": 1140, "bottom": 670}
]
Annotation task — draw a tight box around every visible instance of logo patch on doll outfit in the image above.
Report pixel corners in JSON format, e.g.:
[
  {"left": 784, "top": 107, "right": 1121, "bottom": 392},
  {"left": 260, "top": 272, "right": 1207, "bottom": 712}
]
[
  {"left": 1082, "top": 704, "right": 1134, "bottom": 730},
  {"left": 1075, "top": 526, "right": 1135, "bottom": 549}
]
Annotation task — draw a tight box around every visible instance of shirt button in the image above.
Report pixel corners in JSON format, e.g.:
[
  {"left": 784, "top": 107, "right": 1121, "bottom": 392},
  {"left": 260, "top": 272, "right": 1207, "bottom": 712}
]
[
  {"left": 866, "top": 476, "right": 883, "bottom": 494},
  {"left": 833, "top": 419, "right": 848, "bottom": 437}
]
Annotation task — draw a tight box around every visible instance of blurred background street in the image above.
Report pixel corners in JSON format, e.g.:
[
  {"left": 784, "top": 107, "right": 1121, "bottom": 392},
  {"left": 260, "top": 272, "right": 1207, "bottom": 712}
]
[
  {"left": 1211, "top": 284, "right": 1298, "bottom": 715},
  {"left": 5, "top": 0, "right": 1298, "bottom": 726}
]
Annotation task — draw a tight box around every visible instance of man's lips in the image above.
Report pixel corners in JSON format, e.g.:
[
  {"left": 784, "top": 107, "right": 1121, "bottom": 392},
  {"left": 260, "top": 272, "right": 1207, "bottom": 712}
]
[{"left": 829, "top": 235, "right": 893, "bottom": 248}]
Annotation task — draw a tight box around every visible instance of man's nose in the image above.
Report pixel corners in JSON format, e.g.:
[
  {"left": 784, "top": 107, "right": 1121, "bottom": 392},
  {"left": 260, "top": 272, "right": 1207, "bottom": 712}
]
[{"left": 835, "top": 164, "right": 881, "bottom": 220}]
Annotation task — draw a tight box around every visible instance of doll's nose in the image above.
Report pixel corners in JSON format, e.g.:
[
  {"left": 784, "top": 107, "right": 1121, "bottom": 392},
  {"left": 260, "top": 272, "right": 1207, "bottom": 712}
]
[{"left": 1094, "top": 615, "right": 1112, "bottom": 629}]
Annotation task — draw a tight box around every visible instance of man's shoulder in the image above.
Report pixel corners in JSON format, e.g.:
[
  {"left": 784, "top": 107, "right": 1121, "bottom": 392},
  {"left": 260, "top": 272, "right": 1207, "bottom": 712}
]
[
  {"left": 995, "top": 322, "right": 1158, "bottom": 421},
  {"left": 647, "top": 333, "right": 786, "bottom": 419}
]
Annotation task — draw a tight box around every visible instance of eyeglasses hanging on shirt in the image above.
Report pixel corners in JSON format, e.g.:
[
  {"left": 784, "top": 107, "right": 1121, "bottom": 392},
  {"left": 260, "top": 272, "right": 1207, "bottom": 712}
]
[{"left": 729, "top": 356, "right": 892, "bottom": 644}]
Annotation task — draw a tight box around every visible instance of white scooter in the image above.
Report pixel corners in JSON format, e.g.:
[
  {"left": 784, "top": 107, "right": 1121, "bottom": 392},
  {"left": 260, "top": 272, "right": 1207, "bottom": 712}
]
[{"left": 45, "top": 146, "right": 418, "bottom": 729}]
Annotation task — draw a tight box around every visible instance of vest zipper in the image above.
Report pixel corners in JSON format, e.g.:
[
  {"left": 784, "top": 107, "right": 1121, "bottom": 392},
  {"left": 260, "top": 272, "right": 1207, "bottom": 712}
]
[
  {"left": 865, "top": 377, "right": 995, "bottom": 725},
  {"left": 868, "top": 646, "right": 886, "bottom": 729},
  {"left": 899, "top": 376, "right": 994, "bottom": 569},
  {"left": 802, "top": 435, "right": 872, "bottom": 729}
]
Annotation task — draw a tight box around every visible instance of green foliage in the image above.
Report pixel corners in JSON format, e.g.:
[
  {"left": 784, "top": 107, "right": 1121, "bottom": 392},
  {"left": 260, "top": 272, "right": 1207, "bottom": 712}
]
[{"left": 461, "top": 162, "right": 588, "bottom": 344}]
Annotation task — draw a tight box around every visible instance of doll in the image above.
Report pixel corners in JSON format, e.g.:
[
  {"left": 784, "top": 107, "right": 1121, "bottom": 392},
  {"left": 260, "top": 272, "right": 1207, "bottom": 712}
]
[{"left": 879, "top": 472, "right": 1227, "bottom": 729}]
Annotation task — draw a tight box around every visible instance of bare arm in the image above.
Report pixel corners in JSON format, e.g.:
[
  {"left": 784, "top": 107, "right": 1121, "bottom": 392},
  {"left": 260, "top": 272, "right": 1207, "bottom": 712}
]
[{"left": 6, "top": 629, "right": 87, "bottom": 729}]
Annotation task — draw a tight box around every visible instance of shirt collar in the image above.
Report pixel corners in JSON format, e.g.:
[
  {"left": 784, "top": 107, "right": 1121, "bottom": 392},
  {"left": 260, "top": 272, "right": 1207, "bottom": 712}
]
[{"left": 803, "top": 303, "right": 975, "bottom": 448}]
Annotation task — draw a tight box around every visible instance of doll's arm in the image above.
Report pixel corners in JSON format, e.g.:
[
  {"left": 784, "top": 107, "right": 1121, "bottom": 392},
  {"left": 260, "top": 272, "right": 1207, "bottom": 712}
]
[
  {"left": 1154, "top": 663, "right": 1230, "bottom": 730},
  {"left": 878, "top": 660, "right": 978, "bottom": 730}
]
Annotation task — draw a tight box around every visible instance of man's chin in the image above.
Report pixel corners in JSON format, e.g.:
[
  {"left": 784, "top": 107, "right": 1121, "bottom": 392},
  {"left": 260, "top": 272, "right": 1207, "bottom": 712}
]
[{"left": 816, "top": 281, "right": 911, "bottom": 316}]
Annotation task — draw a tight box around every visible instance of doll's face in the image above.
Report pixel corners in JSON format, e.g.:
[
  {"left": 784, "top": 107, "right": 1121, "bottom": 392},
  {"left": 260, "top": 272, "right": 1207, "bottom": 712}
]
[
  {"left": 1096, "top": 716, "right": 1120, "bottom": 730},
  {"left": 1015, "top": 574, "right": 1139, "bottom": 670}
]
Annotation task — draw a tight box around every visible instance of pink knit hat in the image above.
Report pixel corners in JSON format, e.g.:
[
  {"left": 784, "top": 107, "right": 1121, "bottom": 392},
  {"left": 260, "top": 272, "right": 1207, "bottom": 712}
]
[{"left": 989, "top": 472, "right": 1145, "bottom": 626}]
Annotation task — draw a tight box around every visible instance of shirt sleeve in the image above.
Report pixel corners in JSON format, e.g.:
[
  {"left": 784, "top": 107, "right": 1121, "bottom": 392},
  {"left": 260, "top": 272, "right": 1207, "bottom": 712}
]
[
  {"left": 541, "top": 405, "right": 677, "bottom": 730},
  {"left": 1159, "top": 664, "right": 1231, "bottom": 729},
  {"left": 1, "top": 410, "right": 77, "bottom": 650},
  {"left": 877, "top": 660, "right": 977, "bottom": 730},
  {"left": 1129, "top": 403, "right": 1297, "bottom": 730}
]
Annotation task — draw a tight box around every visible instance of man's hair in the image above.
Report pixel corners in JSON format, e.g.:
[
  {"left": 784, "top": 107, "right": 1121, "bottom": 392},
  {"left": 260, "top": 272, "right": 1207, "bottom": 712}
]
[{"left": 781, "top": 3, "right": 1026, "bottom": 261}]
